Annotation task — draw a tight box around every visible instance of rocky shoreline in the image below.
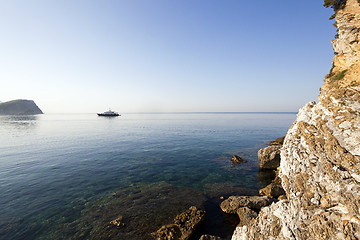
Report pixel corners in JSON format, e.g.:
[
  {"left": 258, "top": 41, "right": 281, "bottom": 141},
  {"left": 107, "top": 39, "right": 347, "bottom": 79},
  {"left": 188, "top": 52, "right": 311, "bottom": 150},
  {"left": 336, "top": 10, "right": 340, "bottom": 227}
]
[
  {"left": 0, "top": 99, "right": 43, "bottom": 115},
  {"left": 231, "top": 0, "right": 360, "bottom": 239},
  {"left": 155, "top": 1, "right": 360, "bottom": 239},
  {"left": 151, "top": 137, "right": 286, "bottom": 240}
]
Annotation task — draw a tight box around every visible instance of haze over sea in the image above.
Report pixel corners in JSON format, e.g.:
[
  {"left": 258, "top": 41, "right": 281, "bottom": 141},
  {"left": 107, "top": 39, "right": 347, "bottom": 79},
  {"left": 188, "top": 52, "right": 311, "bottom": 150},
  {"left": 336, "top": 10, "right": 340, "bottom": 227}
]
[{"left": 0, "top": 112, "right": 295, "bottom": 239}]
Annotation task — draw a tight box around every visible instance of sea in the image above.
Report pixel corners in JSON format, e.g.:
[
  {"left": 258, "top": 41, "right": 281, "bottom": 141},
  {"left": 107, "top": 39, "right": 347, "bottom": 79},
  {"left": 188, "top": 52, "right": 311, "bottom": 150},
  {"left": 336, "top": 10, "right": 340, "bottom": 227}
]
[{"left": 0, "top": 113, "right": 296, "bottom": 240}]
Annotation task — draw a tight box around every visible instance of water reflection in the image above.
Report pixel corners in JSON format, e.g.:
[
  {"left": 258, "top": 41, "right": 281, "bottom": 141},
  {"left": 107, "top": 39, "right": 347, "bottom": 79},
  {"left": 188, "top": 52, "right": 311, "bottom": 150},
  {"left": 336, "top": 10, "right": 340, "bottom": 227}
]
[
  {"left": 0, "top": 113, "right": 294, "bottom": 239},
  {"left": 0, "top": 115, "right": 39, "bottom": 133}
]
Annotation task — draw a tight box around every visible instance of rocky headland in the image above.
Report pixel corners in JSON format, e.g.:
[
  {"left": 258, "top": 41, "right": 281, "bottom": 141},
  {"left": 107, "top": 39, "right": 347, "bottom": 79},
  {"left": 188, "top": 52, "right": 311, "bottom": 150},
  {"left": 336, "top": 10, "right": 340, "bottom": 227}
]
[
  {"left": 0, "top": 99, "right": 43, "bottom": 115},
  {"left": 227, "top": 0, "right": 360, "bottom": 239}
]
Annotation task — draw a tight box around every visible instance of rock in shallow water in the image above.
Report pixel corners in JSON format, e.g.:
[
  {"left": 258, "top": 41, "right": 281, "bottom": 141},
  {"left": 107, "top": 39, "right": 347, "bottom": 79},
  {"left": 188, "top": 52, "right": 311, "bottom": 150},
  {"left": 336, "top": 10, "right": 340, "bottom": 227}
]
[
  {"left": 52, "top": 183, "right": 207, "bottom": 240},
  {"left": 153, "top": 206, "right": 206, "bottom": 240},
  {"left": 220, "top": 196, "right": 275, "bottom": 214},
  {"left": 109, "top": 216, "right": 125, "bottom": 228},
  {"left": 153, "top": 224, "right": 182, "bottom": 240},
  {"left": 231, "top": 155, "right": 247, "bottom": 164}
]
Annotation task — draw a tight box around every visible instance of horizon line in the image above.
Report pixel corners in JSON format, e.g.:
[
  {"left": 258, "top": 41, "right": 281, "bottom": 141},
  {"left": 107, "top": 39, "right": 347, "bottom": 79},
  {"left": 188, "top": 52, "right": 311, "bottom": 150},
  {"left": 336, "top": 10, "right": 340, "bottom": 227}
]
[{"left": 43, "top": 111, "right": 299, "bottom": 114}]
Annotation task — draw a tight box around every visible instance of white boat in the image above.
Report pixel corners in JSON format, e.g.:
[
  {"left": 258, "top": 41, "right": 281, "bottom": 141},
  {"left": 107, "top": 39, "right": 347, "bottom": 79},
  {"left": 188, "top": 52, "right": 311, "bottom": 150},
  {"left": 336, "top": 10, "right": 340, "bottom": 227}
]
[{"left": 97, "top": 109, "right": 120, "bottom": 117}]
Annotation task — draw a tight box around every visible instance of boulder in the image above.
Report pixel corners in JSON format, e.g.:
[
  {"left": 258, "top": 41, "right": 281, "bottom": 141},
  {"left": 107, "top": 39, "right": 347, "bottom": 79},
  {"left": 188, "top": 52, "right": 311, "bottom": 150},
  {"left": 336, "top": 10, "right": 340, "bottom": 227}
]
[
  {"left": 236, "top": 207, "right": 258, "bottom": 227},
  {"left": 259, "top": 183, "right": 285, "bottom": 199},
  {"left": 153, "top": 224, "right": 182, "bottom": 240},
  {"left": 109, "top": 216, "right": 125, "bottom": 228},
  {"left": 259, "top": 167, "right": 286, "bottom": 199},
  {"left": 153, "top": 206, "right": 205, "bottom": 240},
  {"left": 269, "top": 136, "right": 286, "bottom": 146},
  {"left": 174, "top": 206, "right": 205, "bottom": 239},
  {"left": 231, "top": 155, "right": 247, "bottom": 164},
  {"left": 220, "top": 196, "right": 275, "bottom": 214},
  {"left": 258, "top": 145, "right": 281, "bottom": 169}
]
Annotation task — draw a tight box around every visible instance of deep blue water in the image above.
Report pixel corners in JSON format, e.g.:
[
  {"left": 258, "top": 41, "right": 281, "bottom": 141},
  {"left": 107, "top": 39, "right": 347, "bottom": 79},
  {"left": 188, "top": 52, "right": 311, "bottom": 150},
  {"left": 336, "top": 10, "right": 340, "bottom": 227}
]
[{"left": 0, "top": 113, "right": 296, "bottom": 240}]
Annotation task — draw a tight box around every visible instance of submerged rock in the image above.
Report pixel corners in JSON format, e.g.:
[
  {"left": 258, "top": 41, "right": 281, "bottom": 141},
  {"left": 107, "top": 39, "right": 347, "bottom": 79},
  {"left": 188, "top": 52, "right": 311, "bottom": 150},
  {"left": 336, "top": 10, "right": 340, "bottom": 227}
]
[
  {"left": 109, "top": 216, "right": 125, "bottom": 228},
  {"left": 258, "top": 145, "right": 281, "bottom": 170},
  {"left": 174, "top": 206, "right": 206, "bottom": 239},
  {"left": 54, "top": 183, "right": 207, "bottom": 240},
  {"left": 153, "top": 224, "right": 182, "bottom": 240},
  {"left": 231, "top": 155, "right": 247, "bottom": 164},
  {"left": 153, "top": 206, "right": 206, "bottom": 240},
  {"left": 220, "top": 196, "right": 275, "bottom": 214},
  {"left": 203, "top": 183, "right": 258, "bottom": 200}
]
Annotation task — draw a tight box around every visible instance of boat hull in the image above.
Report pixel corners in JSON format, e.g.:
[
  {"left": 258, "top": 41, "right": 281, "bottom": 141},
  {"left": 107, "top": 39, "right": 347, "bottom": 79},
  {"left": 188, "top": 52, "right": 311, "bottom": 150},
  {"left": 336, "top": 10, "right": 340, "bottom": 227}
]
[{"left": 97, "top": 113, "right": 120, "bottom": 117}]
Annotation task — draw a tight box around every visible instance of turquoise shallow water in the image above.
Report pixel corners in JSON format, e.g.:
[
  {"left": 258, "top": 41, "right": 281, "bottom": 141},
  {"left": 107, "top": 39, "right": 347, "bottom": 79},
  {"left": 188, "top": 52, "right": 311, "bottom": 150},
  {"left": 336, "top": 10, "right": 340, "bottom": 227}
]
[{"left": 0, "top": 113, "right": 296, "bottom": 239}]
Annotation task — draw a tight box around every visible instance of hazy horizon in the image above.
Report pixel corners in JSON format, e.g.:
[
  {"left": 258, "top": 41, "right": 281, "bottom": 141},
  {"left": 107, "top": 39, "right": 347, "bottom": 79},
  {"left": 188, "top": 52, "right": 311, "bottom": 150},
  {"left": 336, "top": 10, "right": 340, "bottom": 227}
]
[
  {"left": 1, "top": 1, "right": 335, "bottom": 113},
  {"left": 23, "top": 111, "right": 299, "bottom": 114}
]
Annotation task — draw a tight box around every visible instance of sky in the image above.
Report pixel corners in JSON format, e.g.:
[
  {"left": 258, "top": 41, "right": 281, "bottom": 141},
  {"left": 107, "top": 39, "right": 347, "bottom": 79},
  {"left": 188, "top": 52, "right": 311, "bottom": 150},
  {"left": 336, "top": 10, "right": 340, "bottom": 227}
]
[{"left": 0, "top": 0, "right": 336, "bottom": 113}]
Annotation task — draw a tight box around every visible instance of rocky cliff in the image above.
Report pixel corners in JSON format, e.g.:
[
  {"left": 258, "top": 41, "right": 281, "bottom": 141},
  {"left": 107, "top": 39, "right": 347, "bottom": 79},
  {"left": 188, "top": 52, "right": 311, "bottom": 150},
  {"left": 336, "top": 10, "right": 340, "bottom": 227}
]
[
  {"left": 232, "top": 0, "right": 360, "bottom": 239},
  {"left": 0, "top": 99, "right": 43, "bottom": 115}
]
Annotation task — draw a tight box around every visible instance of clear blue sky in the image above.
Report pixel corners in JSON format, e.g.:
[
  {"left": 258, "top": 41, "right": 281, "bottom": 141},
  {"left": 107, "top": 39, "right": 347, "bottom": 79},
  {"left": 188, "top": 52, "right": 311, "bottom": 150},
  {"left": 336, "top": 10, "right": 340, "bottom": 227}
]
[{"left": 0, "top": 0, "right": 335, "bottom": 113}]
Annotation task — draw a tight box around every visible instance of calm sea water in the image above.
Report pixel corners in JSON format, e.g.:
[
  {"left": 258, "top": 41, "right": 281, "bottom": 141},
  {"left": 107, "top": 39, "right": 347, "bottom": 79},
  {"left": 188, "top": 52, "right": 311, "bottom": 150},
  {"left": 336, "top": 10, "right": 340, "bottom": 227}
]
[{"left": 0, "top": 113, "right": 296, "bottom": 240}]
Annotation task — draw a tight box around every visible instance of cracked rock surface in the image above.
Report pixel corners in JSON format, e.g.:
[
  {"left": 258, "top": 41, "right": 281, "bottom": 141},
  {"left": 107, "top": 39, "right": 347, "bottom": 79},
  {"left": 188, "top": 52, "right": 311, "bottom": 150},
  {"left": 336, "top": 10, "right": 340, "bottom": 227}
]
[{"left": 232, "top": 0, "right": 360, "bottom": 239}]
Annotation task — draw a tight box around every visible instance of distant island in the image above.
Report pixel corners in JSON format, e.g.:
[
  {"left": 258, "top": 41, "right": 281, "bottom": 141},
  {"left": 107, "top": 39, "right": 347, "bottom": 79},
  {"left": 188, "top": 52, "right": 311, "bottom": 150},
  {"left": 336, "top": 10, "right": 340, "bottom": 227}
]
[{"left": 0, "top": 99, "right": 43, "bottom": 115}]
